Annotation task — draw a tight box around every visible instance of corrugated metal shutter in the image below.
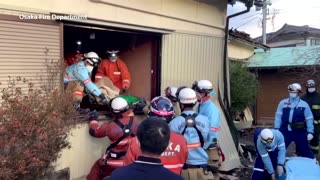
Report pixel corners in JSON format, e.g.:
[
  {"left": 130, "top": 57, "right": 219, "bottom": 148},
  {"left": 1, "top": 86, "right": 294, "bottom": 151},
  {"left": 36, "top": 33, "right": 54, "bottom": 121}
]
[
  {"left": 161, "top": 33, "right": 241, "bottom": 171},
  {"left": 0, "top": 19, "right": 61, "bottom": 96},
  {"left": 256, "top": 71, "right": 307, "bottom": 125}
]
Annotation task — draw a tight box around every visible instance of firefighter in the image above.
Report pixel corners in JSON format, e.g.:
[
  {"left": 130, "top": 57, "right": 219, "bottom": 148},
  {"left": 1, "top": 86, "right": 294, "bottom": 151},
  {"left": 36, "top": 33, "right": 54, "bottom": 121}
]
[
  {"left": 252, "top": 128, "right": 286, "bottom": 180},
  {"left": 95, "top": 50, "right": 131, "bottom": 93},
  {"left": 64, "top": 52, "right": 108, "bottom": 111},
  {"left": 124, "top": 96, "right": 188, "bottom": 175},
  {"left": 274, "top": 83, "right": 314, "bottom": 159},
  {"left": 64, "top": 50, "right": 83, "bottom": 66},
  {"left": 301, "top": 79, "right": 320, "bottom": 156},
  {"left": 110, "top": 117, "right": 183, "bottom": 180},
  {"left": 64, "top": 40, "right": 83, "bottom": 66},
  {"left": 169, "top": 87, "right": 214, "bottom": 180},
  {"left": 165, "top": 86, "right": 181, "bottom": 116},
  {"left": 87, "top": 97, "right": 139, "bottom": 180},
  {"left": 192, "top": 80, "right": 224, "bottom": 173}
]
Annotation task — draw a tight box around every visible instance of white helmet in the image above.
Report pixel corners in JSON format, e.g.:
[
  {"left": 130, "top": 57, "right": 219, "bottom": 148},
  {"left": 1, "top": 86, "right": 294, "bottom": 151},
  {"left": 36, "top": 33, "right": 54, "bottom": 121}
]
[
  {"left": 84, "top": 51, "right": 101, "bottom": 66},
  {"left": 192, "top": 80, "right": 213, "bottom": 93},
  {"left": 177, "top": 87, "right": 197, "bottom": 104},
  {"left": 107, "top": 50, "right": 119, "bottom": 62},
  {"left": 110, "top": 97, "right": 129, "bottom": 114},
  {"left": 260, "top": 129, "right": 275, "bottom": 144},
  {"left": 164, "top": 86, "right": 178, "bottom": 102},
  {"left": 288, "top": 83, "right": 302, "bottom": 93}
]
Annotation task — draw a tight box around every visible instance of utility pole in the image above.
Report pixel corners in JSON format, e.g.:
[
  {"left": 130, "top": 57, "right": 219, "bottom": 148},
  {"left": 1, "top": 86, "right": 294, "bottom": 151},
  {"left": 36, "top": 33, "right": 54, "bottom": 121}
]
[
  {"left": 262, "top": 3, "right": 267, "bottom": 45},
  {"left": 257, "top": 0, "right": 272, "bottom": 45}
]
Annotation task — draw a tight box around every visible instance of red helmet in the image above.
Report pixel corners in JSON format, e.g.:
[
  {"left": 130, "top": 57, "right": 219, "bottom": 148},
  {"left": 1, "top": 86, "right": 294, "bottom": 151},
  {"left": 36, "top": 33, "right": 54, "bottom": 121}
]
[{"left": 65, "top": 51, "right": 83, "bottom": 66}]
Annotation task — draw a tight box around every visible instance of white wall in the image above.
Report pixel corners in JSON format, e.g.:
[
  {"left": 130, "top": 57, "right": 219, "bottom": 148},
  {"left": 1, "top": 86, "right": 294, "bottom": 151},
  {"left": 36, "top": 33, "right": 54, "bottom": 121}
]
[
  {"left": 55, "top": 123, "right": 108, "bottom": 180},
  {"left": 0, "top": 0, "right": 227, "bottom": 36}
]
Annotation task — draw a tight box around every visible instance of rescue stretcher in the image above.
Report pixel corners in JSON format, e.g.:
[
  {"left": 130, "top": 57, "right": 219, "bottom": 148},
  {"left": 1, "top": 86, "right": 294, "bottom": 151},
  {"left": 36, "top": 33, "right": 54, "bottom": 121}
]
[
  {"left": 65, "top": 75, "right": 147, "bottom": 118},
  {"left": 81, "top": 93, "right": 147, "bottom": 116}
]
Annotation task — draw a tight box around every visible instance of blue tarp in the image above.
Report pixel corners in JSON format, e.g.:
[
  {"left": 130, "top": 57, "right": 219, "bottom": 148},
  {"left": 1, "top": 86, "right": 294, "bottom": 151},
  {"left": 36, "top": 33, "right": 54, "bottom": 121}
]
[{"left": 285, "top": 157, "right": 320, "bottom": 180}]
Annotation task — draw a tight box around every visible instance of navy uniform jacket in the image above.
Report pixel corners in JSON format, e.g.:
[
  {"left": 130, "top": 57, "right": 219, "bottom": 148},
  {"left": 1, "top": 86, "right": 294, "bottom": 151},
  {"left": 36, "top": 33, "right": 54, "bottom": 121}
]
[
  {"left": 274, "top": 97, "right": 314, "bottom": 133},
  {"left": 301, "top": 92, "right": 320, "bottom": 121},
  {"left": 109, "top": 156, "right": 183, "bottom": 180}
]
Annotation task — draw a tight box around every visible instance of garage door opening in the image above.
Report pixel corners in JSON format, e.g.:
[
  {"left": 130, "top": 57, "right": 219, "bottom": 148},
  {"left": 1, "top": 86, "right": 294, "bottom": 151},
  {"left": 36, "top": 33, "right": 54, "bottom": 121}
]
[{"left": 63, "top": 24, "right": 161, "bottom": 108}]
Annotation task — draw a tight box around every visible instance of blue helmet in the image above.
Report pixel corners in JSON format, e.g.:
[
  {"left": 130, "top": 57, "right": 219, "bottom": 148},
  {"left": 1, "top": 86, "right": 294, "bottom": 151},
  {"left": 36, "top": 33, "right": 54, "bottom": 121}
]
[{"left": 148, "top": 96, "right": 175, "bottom": 122}]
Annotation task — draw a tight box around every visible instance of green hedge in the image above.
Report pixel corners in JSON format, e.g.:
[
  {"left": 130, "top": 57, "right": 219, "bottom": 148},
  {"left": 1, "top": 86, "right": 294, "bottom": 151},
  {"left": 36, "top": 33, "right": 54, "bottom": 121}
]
[{"left": 230, "top": 61, "right": 259, "bottom": 117}]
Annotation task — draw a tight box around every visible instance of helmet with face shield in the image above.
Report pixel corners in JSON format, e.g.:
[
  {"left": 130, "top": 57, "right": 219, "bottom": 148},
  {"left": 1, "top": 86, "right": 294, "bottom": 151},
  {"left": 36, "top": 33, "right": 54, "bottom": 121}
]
[{"left": 148, "top": 96, "right": 175, "bottom": 123}]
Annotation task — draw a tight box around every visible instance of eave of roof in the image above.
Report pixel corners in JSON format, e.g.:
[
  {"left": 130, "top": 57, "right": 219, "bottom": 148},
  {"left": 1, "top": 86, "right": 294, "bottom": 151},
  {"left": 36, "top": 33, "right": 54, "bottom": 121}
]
[{"left": 229, "top": 34, "right": 270, "bottom": 50}]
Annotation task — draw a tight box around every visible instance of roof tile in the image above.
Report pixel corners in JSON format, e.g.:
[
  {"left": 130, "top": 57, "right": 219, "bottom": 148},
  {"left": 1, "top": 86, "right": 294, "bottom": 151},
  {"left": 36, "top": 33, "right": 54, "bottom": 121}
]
[{"left": 248, "top": 46, "right": 320, "bottom": 68}]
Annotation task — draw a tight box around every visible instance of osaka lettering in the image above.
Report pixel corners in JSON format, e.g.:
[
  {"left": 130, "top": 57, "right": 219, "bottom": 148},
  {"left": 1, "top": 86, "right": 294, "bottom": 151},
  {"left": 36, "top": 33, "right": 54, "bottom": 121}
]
[{"left": 161, "top": 142, "right": 181, "bottom": 157}]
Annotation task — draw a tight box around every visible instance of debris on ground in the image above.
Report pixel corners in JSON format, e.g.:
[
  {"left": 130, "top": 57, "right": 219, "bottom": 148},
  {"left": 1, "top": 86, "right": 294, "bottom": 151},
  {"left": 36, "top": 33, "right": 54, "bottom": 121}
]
[
  {"left": 227, "top": 126, "right": 300, "bottom": 180},
  {"left": 218, "top": 127, "right": 257, "bottom": 180}
]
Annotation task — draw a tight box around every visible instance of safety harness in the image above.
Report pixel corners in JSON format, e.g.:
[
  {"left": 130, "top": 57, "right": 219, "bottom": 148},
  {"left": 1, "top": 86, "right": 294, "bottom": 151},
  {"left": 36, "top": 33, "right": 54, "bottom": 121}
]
[
  {"left": 99, "top": 116, "right": 134, "bottom": 177},
  {"left": 105, "top": 116, "right": 134, "bottom": 158},
  {"left": 181, "top": 113, "right": 204, "bottom": 147}
]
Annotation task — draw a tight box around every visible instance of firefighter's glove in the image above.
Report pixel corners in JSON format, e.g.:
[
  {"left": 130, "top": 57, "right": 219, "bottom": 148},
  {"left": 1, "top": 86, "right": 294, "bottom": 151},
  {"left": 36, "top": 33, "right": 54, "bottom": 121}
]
[
  {"left": 277, "top": 165, "right": 284, "bottom": 176},
  {"left": 73, "top": 102, "right": 81, "bottom": 111},
  {"left": 208, "top": 144, "right": 218, "bottom": 150},
  {"left": 122, "top": 86, "right": 127, "bottom": 93},
  {"left": 307, "top": 133, "right": 314, "bottom": 141},
  {"left": 208, "top": 138, "right": 218, "bottom": 149},
  {"left": 88, "top": 110, "right": 99, "bottom": 121},
  {"left": 99, "top": 94, "right": 109, "bottom": 105}
]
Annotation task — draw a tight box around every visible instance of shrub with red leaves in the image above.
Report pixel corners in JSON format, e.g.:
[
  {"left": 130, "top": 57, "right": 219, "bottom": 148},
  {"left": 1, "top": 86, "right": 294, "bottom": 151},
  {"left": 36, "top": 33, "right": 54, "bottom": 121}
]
[{"left": 0, "top": 76, "right": 78, "bottom": 179}]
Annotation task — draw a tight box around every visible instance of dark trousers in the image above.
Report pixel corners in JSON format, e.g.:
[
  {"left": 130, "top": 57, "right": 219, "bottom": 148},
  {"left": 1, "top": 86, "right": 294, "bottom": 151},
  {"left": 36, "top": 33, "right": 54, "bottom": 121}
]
[
  {"left": 310, "top": 124, "right": 320, "bottom": 154},
  {"left": 252, "top": 128, "right": 278, "bottom": 180},
  {"left": 281, "top": 129, "right": 314, "bottom": 159}
]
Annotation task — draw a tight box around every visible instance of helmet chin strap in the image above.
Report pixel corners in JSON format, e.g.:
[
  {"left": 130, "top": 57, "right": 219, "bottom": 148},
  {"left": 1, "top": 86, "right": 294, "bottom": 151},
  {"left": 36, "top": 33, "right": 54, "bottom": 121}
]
[
  {"left": 86, "top": 65, "right": 94, "bottom": 73},
  {"left": 179, "top": 103, "right": 190, "bottom": 112},
  {"left": 200, "top": 94, "right": 210, "bottom": 103},
  {"left": 179, "top": 104, "right": 184, "bottom": 112}
]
